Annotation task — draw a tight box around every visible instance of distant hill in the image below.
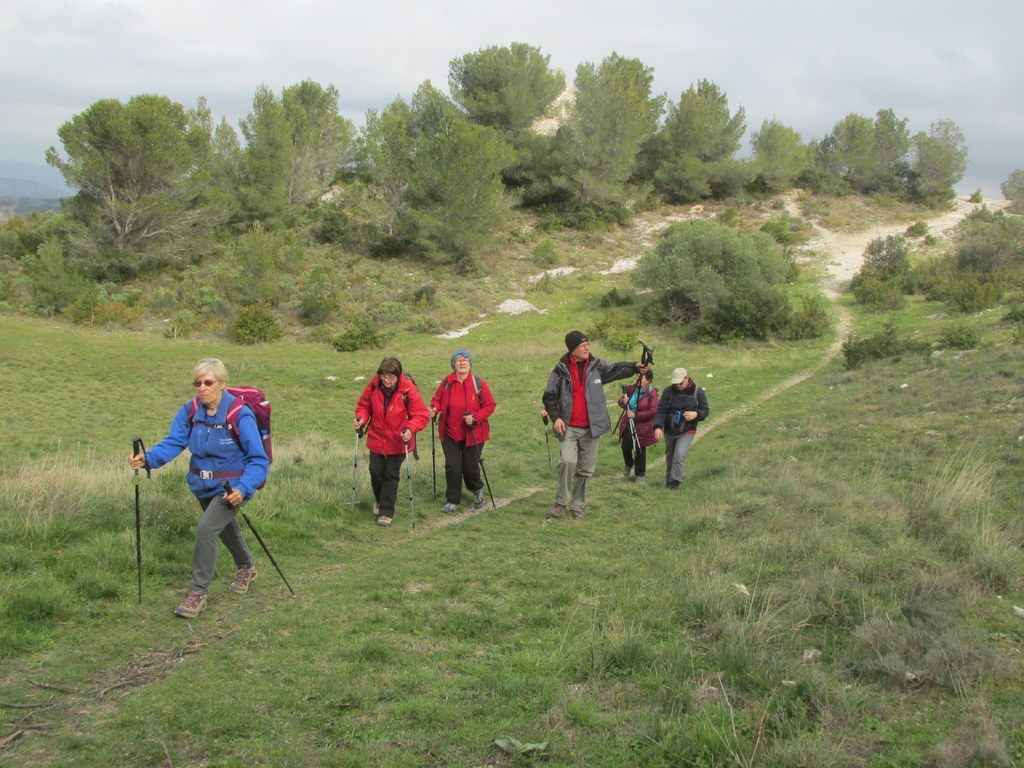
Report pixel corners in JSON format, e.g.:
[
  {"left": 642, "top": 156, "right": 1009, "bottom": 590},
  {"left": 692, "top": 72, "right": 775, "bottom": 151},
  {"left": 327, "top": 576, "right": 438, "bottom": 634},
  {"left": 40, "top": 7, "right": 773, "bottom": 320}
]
[
  {"left": 0, "top": 178, "right": 68, "bottom": 198},
  {"left": 0, "top": 161, "right": 72, "bottom": 219},
  {"left": 0, "top": 161, "right": 72, "bottom": 194}
]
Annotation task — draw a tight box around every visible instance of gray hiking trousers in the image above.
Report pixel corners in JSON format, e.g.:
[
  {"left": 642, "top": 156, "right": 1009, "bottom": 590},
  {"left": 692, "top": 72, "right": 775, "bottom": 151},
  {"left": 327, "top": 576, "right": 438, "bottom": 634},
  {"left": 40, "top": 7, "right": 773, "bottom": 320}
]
[
  {"left": 189, "top": 494, "right": 253, "bottom": 594},
  {"left": 556, "top": 426, "right": 600, "bottom": 513}
]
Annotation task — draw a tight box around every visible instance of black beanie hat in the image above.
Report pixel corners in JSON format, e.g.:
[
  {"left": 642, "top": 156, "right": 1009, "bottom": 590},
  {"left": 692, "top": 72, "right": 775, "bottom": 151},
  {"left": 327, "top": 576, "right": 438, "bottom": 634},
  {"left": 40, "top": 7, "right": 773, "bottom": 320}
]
[{"left": 565, "top": 330, "right": 588, "bottom": 352}]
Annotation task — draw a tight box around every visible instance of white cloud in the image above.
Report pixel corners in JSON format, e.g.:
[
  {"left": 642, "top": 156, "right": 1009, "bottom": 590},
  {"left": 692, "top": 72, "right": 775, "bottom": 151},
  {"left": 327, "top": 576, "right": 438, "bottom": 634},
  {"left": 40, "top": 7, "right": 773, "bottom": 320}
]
[{"left": 3, "top": 0, "right": 1022, "bottom": 194}]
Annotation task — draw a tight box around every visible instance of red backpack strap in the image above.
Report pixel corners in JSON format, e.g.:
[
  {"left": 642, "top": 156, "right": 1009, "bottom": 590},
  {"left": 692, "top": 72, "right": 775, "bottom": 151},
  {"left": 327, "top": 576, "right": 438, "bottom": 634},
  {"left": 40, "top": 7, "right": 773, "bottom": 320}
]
[
  {"left": 187, "top": 397, "right": 200, "bottom": 428},
  {"left": 223, "top": 396, "right": 247, "bottom": 448}
]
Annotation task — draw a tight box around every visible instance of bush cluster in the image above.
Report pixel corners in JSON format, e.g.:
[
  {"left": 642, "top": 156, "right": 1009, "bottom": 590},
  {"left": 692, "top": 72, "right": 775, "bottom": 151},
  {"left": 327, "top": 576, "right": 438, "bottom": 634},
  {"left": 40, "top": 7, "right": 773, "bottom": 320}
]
[
  {"left": 332, "top": 317, "right": 388, "bottom": 352},
  {"left": 228, "top": 304, "right": 282, "bottom": 345},
  {"left": 939, "top": 323, "right": 980, "bottom": 350},
  {"left": 849, "top": 235, "right": 912, "bottom": 310},
  {"left": 842, "top": 321, "right": 930, "bottom": 370}
]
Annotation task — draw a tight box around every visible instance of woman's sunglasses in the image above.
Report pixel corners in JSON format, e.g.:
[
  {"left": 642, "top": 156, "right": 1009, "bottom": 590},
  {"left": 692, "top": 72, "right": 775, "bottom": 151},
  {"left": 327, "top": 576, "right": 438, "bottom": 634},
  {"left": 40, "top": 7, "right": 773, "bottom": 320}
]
[{"left": 193, "top": 379, "right": 218, "bottom": 388}]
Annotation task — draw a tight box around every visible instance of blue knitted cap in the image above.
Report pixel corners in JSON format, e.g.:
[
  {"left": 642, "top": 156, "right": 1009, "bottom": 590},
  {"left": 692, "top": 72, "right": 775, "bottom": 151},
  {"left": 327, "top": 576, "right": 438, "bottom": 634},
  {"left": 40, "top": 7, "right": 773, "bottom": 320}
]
[{"left": 450, "top": 349, "right": 472, "bottom": 368}]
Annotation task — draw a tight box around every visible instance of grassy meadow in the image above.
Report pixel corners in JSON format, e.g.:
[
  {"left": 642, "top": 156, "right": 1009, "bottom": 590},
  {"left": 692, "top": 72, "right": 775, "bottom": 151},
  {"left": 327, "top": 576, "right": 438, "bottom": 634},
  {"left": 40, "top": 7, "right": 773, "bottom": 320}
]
[{"left": 2, "top": 217, "right": 1024, "bottom": 766}]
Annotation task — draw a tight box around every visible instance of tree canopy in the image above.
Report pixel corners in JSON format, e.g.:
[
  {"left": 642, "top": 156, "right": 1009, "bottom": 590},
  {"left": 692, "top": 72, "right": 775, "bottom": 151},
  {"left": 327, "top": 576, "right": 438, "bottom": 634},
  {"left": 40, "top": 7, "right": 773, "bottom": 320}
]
[
  {"left": 552, "top": 53, "right": 663, "bottom": 211},
  {"left": 238, "top": 80, "right": 356, "bottom": 223},
  {"left": 644, "top": 80, "right": 747, "bottom": 203},
  {"left": 45, "top": 94, "right": 217, "bottom": 271},
  {"left": 360, "top": 82, "right": 512, "bottom": 269},
  {"left": 910, "top": 119, "right": 968, "bottom": 205},
  {"left": 449, "top": 43, "right": 565, "bottom": 137}
]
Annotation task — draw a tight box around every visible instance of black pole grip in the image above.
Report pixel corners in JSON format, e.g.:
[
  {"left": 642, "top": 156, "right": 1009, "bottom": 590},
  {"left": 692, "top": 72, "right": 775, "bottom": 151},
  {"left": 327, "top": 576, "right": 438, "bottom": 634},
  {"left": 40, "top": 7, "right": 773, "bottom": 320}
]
[{"left": 542, "top": 414, "right": 549, "bottom": 426}]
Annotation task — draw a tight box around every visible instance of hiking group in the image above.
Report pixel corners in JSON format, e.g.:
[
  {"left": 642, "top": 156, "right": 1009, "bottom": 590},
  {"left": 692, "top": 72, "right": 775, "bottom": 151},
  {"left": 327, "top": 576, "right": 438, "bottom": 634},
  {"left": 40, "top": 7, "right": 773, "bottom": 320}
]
[{"left": 127, "top": 331, "right": 708, "bottom": 618}]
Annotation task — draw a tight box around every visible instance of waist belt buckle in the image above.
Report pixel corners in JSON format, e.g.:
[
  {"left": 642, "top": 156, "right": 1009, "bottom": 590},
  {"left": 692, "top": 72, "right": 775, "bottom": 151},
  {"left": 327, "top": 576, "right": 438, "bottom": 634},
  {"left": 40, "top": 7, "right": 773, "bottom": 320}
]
[{"left": 199, "top": 470, "right": 214, "bottom": 480}]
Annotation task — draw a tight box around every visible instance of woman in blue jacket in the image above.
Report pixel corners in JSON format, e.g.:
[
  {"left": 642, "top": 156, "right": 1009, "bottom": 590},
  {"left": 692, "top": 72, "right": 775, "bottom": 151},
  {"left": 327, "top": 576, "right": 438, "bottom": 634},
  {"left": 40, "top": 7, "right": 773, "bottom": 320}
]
[{"left": 128, "top": 358, "right": 269, "bottom": 619}]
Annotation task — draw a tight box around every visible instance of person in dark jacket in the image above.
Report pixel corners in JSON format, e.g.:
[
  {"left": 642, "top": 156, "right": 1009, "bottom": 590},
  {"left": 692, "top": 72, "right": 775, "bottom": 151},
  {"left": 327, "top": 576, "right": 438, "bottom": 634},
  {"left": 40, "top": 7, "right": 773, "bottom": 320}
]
[
  {"left": 429, "top": 349, "right": 497, "bottom": 514},
  {"left": 653, "top": 367, "right": 710, "bottom": 490},
  {"left": 127, "top": 358, "right": 269, "bottom": 619},
  {"left": 354, "top": 357, "right": 431, "bottom": 527},
  {"left": 616, "top": 368, "right": 659, "bottom": 483},
  {"left": 542, "top": 330, "right": 648, "bottom": 519}
]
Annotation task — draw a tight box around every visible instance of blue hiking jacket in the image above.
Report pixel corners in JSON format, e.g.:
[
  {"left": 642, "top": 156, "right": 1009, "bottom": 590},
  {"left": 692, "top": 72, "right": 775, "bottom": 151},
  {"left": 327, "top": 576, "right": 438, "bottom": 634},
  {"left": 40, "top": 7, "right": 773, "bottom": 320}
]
[{"left": 144, "top": 392, "right": 269, "bottom": 499}]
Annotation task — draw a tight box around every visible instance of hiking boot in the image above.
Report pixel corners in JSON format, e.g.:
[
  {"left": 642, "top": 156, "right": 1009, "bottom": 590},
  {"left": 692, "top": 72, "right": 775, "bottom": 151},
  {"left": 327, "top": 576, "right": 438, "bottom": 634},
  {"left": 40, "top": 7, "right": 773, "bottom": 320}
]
[
  {"left": 473, "top": 489, "right": 485, "bottom": 509},
  {"left": 376, "top": 516, "right": 392, "bottom": 527},
  {"left": 442, "top": 502, "right": 459, "bottom": 514},
  {"left": 549, "top": 503, "right": 566, "bottom": 519},
  {"left": 634, "top": 475, "right": 645, "bottom": 484},
  {"left": 372, "top": 501, "right": 380, "bottom": 518},
  {"left": 623, "top": 466, "right": 632, "bottom": 478},
  {"left": 229, "top": 564, "right": 258, "bottom": 593},
  {"left": 571, "top": 509, "right": 584, "bottom": 520},
  {"left": 667, "top": 480, "right": 681, "bottom": 490},
  {"left": 174, "top": 592, "right": 207, "bottom": 619}
]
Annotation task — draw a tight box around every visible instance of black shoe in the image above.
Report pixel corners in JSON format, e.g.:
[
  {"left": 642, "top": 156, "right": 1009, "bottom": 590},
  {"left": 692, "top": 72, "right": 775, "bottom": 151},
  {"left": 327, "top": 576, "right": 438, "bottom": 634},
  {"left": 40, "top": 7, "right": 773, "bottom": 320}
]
[
  {"left": 667, "top": 480, "right": 680, "bottom": 490},
  {"left": 473, "top": 489, "right": 485, "bottom": 509}
]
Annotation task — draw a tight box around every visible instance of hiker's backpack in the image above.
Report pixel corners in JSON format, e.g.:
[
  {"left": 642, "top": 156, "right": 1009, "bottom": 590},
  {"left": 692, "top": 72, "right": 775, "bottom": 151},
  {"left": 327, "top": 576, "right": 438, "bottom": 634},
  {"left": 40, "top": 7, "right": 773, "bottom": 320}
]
[{"left": 187, "top": 386, "right": 273, "bottom": 477}]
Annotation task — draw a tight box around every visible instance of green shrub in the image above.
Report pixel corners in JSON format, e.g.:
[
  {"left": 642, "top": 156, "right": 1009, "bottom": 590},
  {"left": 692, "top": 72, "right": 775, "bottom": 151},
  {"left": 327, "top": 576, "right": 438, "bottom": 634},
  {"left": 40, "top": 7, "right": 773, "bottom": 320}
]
[
  {"left": 600, "top": 287, "right": 633, "bottom": 308},
  {"left": 759, "top": 216, "right": 806, "bottom": 245},
  {"left": 842, "top": 321, "right": 930, "bottom": 369},
  {"left": 906, "top": 220, "right": 929, "bottom": 237},
  {"left": 1002, "top": 304, "right": 1024, "bottom": 324},
  {"left": 298, "top": 269, "right": 339, "bottom": 326},
  {"left": 939, "top": 323, "right": 980, "bottom": 350},
  {"left": 27, "top": 238, "right": 88, "bottom": 315},
  {"left": 368, "top": 300, "right": 412, "bottom": 325},
  {"left": 228, "top": 304, "right": 282, "bottom": 345},
  {"left": 64, "top": 284, "right": 106, "bottom": 325},
  {"left": 947, "top": 277, "right": 1002, "bottom": 313},
  {"left": 412, "top": 283, "right": 437, "bottom": 308},
  {"left": 332, "top": 317, "right": 388, "bottom": 352},
  {"left": 531, "top": 238, "right": 557, "bottom": 266},
  {"left": 852, "top": 274, "right": 906, "bottom": 310},
  {"left": 785, "top": 295, "right": 831, "bottom": 340},
  {"left": 968, "top": 188, "right": 983, "bottom": 203},
  {"left": 92, "top": 299, "right": 143, "bottom": 327},
  {"left": 405, "top": 315, "right": 444, "bottom": 334},
  {"left": 718, "top": 207, "right": 739, "bottom": 226},
  {"left": 166, "top": 309, "right": 199, "bottom": 339},
  {"left": 587, "top": 311, "right": 638, "bottom": 353},
  {"left": 698, "top": 282, "right": 792, "bottom": 342}
]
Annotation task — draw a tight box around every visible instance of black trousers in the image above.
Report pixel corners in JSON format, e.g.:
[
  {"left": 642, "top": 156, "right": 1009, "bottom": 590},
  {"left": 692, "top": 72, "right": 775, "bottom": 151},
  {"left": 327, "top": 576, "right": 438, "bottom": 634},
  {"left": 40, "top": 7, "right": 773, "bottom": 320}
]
[
  {"left": 620, "top": 435, "right": 647, "bottom": 477},
  {"left": 441, "top": 437, "right": 483, "bottom": 504},
  {"left": 369, "top": 452, "right": 406, "bottom": 517}
]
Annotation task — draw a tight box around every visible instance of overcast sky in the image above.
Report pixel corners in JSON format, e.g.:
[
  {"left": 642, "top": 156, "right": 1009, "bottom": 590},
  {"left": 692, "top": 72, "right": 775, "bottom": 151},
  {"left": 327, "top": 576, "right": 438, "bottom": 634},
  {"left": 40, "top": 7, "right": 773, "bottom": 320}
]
[{"left": 3, "top": 0, "right": 1021, "bottom": 196}]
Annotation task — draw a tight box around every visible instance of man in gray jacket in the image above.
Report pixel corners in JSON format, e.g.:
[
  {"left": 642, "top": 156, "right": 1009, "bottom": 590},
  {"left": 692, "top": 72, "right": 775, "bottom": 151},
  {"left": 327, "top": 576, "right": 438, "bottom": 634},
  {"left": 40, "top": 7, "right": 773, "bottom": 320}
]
[{"left": 542, "top": 330, "right": 648, "bottom": 519}]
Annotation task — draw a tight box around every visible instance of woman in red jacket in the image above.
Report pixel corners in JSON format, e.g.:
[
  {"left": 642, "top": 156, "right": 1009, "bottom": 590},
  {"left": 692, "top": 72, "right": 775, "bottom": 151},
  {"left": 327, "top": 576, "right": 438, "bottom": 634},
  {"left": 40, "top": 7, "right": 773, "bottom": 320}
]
[
  {"left": 429, "top": 349, "right": 497, "bottom": 513},
  {"left": 354, "top": 357, "right": 430, "bottom": 526}
]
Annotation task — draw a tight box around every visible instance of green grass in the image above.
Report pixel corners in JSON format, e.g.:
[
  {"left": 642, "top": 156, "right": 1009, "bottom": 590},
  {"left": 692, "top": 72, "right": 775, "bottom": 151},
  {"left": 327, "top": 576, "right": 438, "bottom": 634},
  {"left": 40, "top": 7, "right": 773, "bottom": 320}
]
[{"left": 2, "top": 211, "right": 1024, "bottom": 765}]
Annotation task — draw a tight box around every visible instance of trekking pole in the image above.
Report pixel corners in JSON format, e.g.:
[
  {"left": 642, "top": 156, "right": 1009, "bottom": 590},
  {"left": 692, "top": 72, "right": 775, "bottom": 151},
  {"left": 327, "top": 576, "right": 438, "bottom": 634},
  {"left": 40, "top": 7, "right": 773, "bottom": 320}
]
[
  {"left": 430, "top": 414, "right": 437, "bottom": 498},
  {"left": 541, "top": 414, "right": 552, "bottom": 470},
  {"left": 350, "top": 427, "right": 365, "bottom": 506},
  {"left": 628, "top": 415, "right": 641, "bottom": 456},
  {"left": 132, "top": 437, "right": 149, "bottom": 605},
  {"left": 223, "top": 482, "right": 296, "bottom": 597},
  {"left": 404, "top": 440, "right": 416, "bottom": 529},
  {"left": 469, "top": 418, "right": 496, "bottom": 509}
]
